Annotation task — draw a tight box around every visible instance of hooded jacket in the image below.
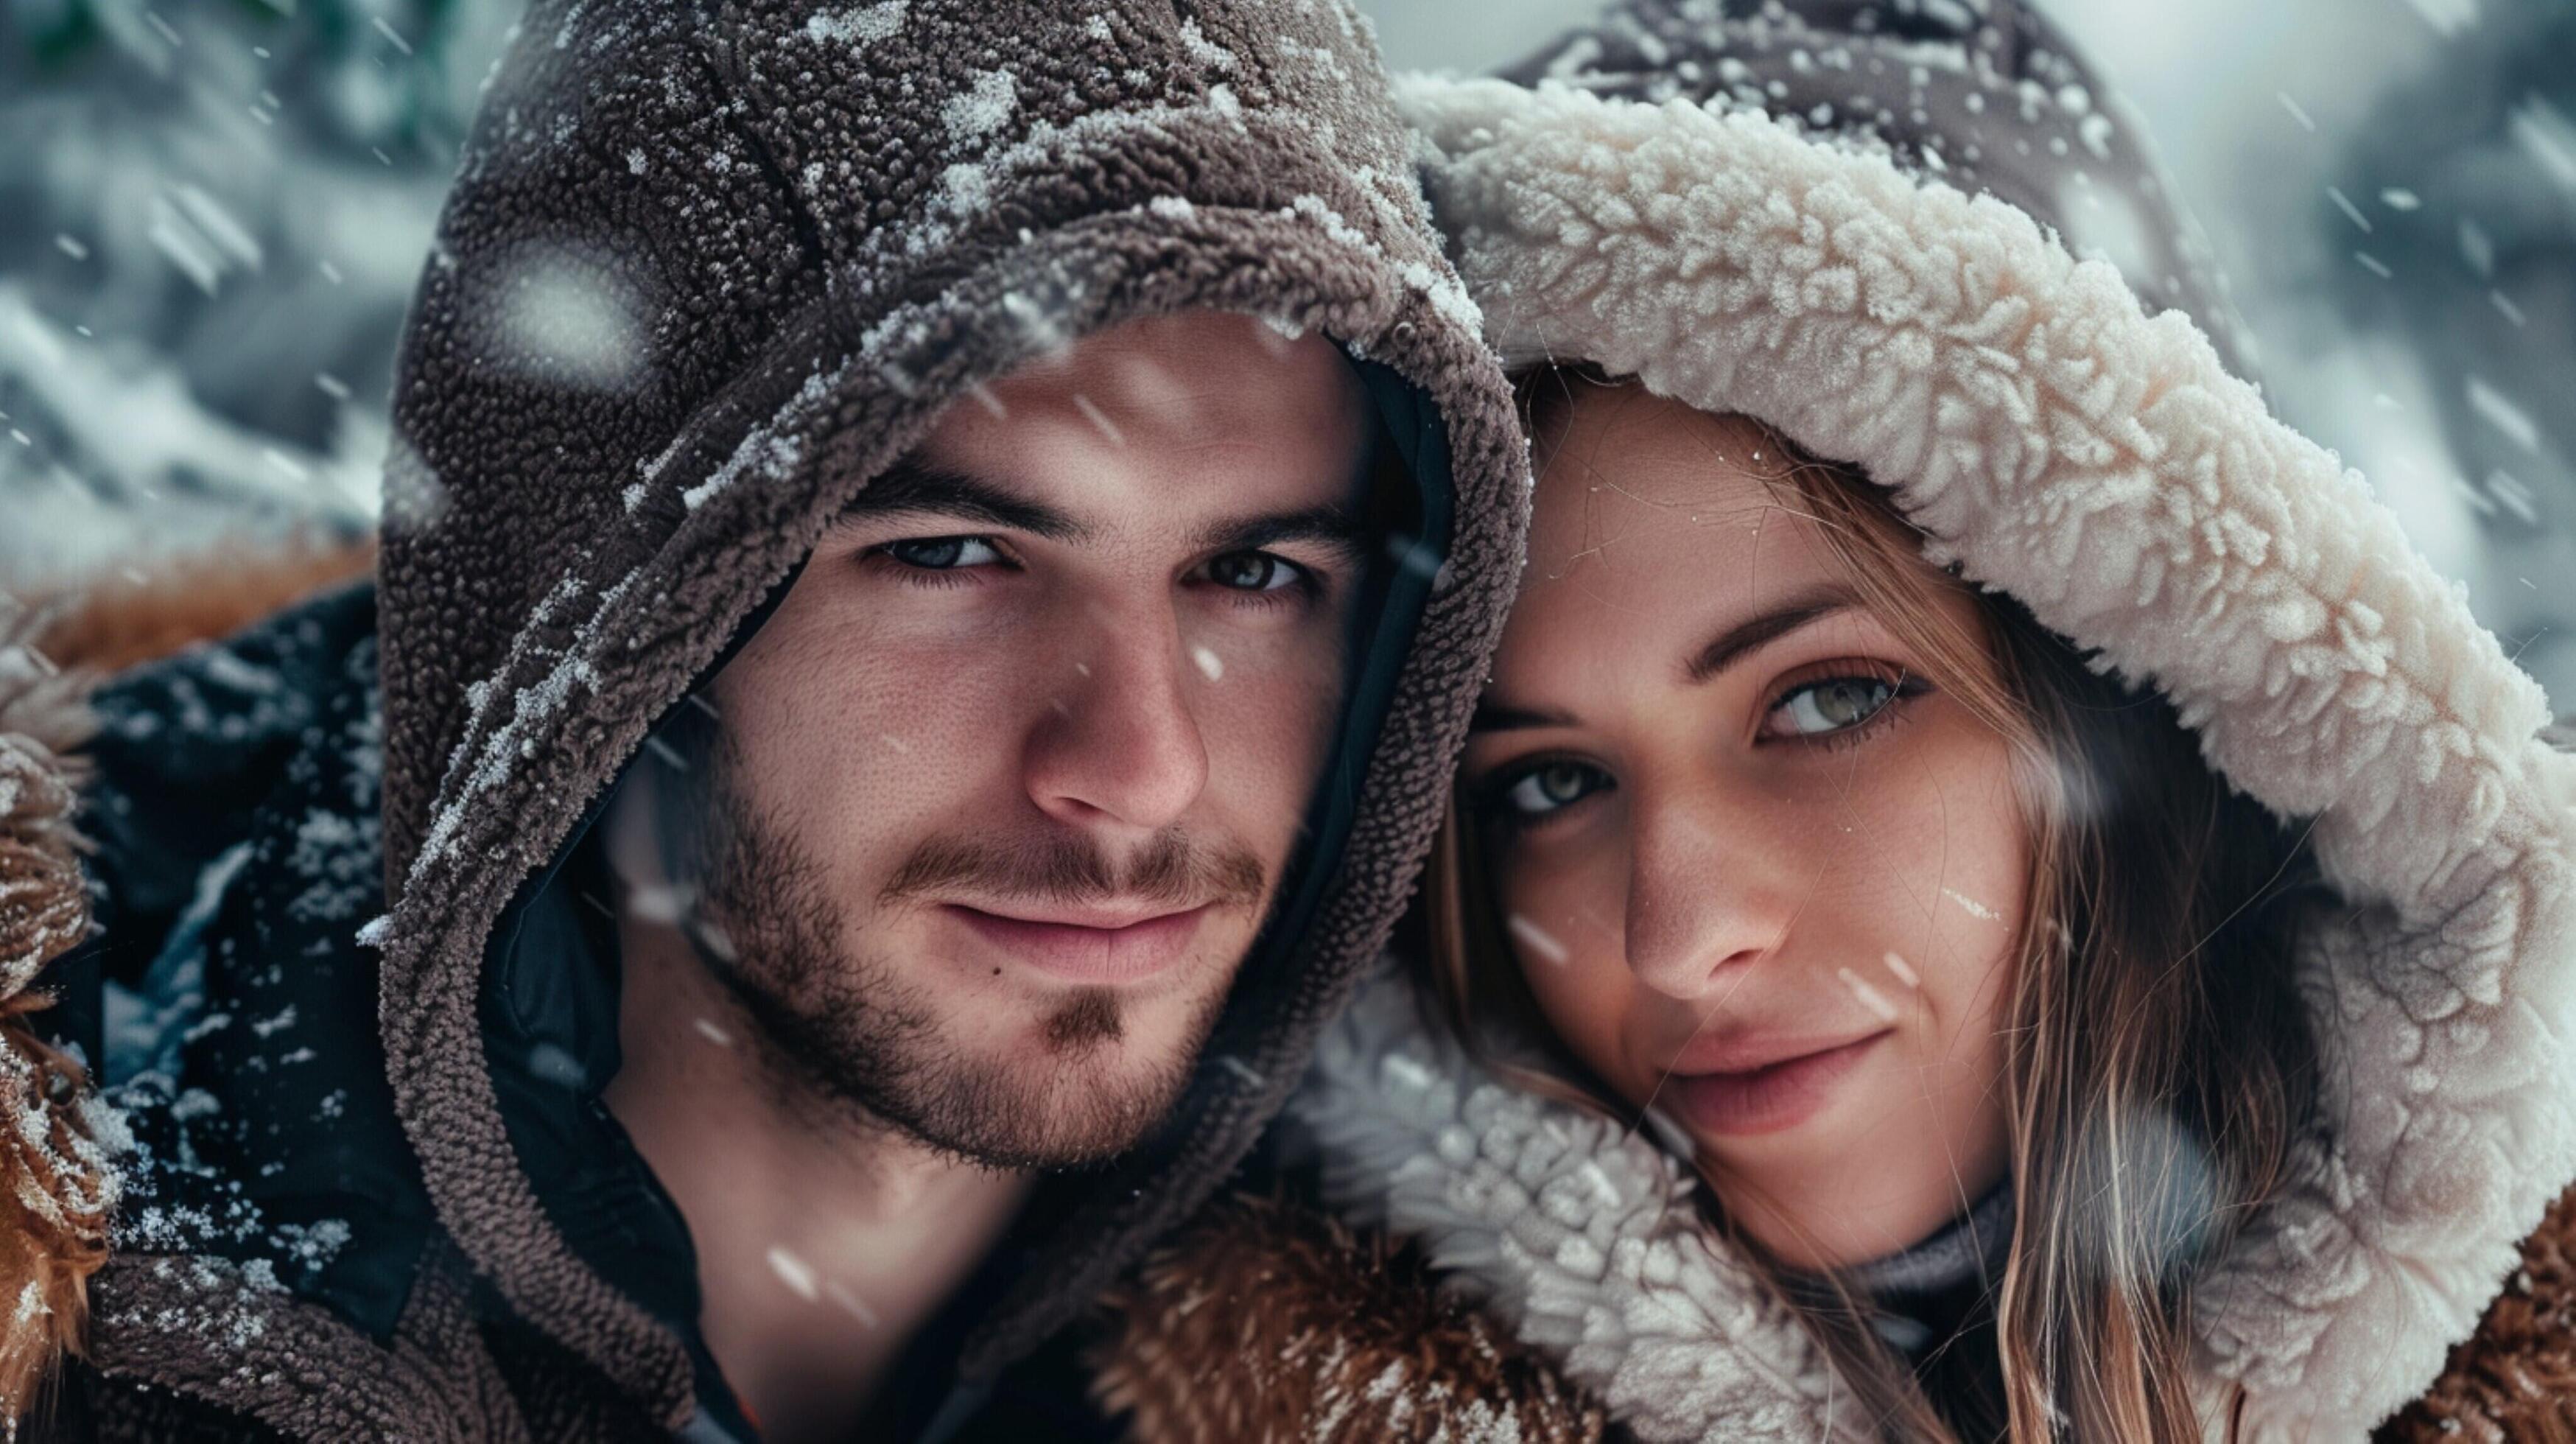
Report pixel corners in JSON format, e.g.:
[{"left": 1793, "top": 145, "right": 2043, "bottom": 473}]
[
  {"left": 1096, "top": 2, "right": 2576, "bottom": 1440},
  {"left": 0, "top": 0, "right": 1528, "bottom": 1437}
]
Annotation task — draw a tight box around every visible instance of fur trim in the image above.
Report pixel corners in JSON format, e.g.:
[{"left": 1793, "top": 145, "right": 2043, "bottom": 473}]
[
  {"left": 2378, "top": 1178, "right": 2576, "bottom": 1442},
  {"left": 0, "top": 608, "right": 119, "bottom": 1427},
  {"left": 1121, "top": 1168, "right": 2576, "bottom": 1444},
  {"left": 1350, "top": 73, "right": 2576, "bottom": 1440},
  {"left": 1094, "top": 1194, "right": 1606, "bottom": 1443},
  {"left": 24, "top": 539, "right": 375, "bottom": 675},
  {"left": 0, "top": 547, "right": 366, "bottom": 1426},
  {"left": 1294, "top": 976, "right": 1867, "bottom": 1443}
]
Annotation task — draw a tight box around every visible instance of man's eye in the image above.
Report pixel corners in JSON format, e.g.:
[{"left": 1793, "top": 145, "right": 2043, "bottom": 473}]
[
  {"left": 1201, "top": 551, "right": 1306, "bottom": 593},
  {"left": 1498, "top": 760, "right": 1612, "bottom": 820},
  {"left": 880, "top": 536, "right": 1005, "bottom": 570},
  {"left": 1766, "top": 675, "right": 1899, "bottom": 739}
]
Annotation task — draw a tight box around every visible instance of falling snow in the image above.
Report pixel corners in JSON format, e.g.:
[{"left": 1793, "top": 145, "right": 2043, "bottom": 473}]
[{"left": 1506, "top": 914, "right": 1569, "bottom": 966}]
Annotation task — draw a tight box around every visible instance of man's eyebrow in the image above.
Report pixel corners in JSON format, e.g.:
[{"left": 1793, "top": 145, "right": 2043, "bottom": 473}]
[
  {"left": 1191, "top": 505, "right": 1370, "bottom": 561},
  {"left": 1684, "top": 585, "right": 1859, "bottom": 684},
  {"left": 838, "top": 458, "right": 1085, "bottom": 541}
]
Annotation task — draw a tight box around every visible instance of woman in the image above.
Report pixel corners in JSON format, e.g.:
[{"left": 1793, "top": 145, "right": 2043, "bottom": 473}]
[{"left": 1096, "top": 1, "right": 2576, "bottom": 1440}]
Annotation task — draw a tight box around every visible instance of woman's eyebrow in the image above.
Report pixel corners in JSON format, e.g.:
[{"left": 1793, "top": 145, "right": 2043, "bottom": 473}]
[
  {"left": 1469, "top": 700, "right": 1577, "bottom": 733},
  {"left": 1683, "top": 585, "right": 1859, "bottom": 684}
]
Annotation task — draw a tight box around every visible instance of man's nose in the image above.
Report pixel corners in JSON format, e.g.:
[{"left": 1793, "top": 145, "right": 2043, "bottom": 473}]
[
  {"left": 1621, "top": 788, "right": 1798, "bottom": 1001},
  {"left": 1023, "top": 609, "right": 1212, "bottom": 836}
]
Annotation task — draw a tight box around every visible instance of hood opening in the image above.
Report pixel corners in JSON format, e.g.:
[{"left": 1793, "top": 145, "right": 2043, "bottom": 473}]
[{"left": 468, "top": 350, "right": 1453, "bottom": 1435}]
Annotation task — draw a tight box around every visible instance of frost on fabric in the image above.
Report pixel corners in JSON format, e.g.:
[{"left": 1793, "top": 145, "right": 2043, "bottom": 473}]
[
  {"left": 680, "top": 362, "right": 844, "bottom": 512},
  {"left": 285, "top": 810, "right": 380, "bottom": 923},
  {"left": 86, "top": 648, "right": 381, "bottom": 1342},
  {"left": 628, "top": 427, "right": 697, "bottom": 509},
  {"left": 1285, "top": 194, "right": 1482, "bottom": 335},
  {"left": 410, "top": 575, "right": 617, "bottom": 878},
  {"left": 1176, "top": 18, "right": 1240, "bottom": 74},
  {"left": 944, "top": 69, "right": 1019, "bottom": 144},
  {"left": 103, "top": 1056, "right": 352, "bottom": 1285},
  {"left": 804, "top": 0, "right": 907, "bottom": 46},
  {"left": 418, "top": 354, "right": 842, "bottom": 880},
  {"left": 898, "top": 97, "right": 1244, "bottom": 262}
]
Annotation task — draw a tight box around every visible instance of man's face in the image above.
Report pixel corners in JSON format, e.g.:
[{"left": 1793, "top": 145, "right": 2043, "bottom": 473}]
[{"left": 666, "top": 311, "right": 1375, "bottom": 1168}]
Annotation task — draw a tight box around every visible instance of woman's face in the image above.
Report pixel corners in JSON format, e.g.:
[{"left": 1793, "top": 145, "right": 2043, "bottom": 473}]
[{"left": 1463, "top": 388, "right": 2026, "bottom": 1269}]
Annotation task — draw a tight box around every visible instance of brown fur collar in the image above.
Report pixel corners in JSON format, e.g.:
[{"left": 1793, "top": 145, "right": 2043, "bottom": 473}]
[
  {"left": 0, "top": 605, "right": 110, "bottom": 1427},
  {"left": 2379, "top": 1178, "right": 2576, "bottom": 1441},
  {"left": 1098, "top": 1186, "right": 2576, "bottom": 1442},
  {"left": 1094, "top": 1195, "right": 1607, "bottom": 1443},
  {"left": 0, "top": 544, "right": 373, "bottom": 1429},
  {"left": 27, "top": 539, "right": 376, "bottom": 676}
]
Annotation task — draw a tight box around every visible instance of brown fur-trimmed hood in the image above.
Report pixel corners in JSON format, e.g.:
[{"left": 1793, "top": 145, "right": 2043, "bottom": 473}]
[
  {"left": 1098, "top": 1177, "right": 2576, "bottom": 1443},
  {"left": 1093, "top": 1195, "right": 1607, "bottom": 1444},
  {"left": 0, "top": 544, "right": 376, "bottom": 1432},
  {"left": 0, "top": 609, "right": 118, "bottom": 1428}
]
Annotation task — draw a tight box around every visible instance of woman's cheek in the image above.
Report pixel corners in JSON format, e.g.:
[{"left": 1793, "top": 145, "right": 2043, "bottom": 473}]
[{"left": 1504, "top": 861, "right": 1643, "bottom": 1102}]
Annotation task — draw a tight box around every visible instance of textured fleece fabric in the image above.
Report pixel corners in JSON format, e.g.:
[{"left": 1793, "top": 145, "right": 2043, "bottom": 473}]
[
  {"left": 1112, "top": 1, "right": 2576, "bottom": 1440},
  {"left": 1493, "top": 0, "right": 2257, "bottom": 378},
  {"left": 29, "top": 0, "right": 1526, "bottom": 1437}
]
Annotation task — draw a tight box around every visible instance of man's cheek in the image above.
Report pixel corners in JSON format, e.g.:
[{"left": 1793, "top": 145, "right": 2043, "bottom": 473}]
[{"left": 1213, "top": 686, "right": 1337, "bottom": 824}]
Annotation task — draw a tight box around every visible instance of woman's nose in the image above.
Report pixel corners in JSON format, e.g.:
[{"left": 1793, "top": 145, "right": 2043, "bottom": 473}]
[{"left": 1621, "top": 788, "right": 1800, "bottom": 1000}]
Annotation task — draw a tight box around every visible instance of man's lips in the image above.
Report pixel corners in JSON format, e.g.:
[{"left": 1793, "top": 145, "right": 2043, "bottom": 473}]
[
  {"left": 941, "top": 901, "right": 1213, "bottom": 985},
  {"left": 1664, "top": 1028, "right": 1893, "bottom": 1138}
]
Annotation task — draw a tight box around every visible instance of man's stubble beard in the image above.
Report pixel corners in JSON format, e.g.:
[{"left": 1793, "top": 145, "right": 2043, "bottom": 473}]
[{"left": 667, "top": 737, "right": 1252, "bottom": 1171}]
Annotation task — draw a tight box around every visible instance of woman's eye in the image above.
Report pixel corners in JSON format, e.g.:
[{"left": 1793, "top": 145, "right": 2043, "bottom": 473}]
[
  {"left": 880, "top": 536, "right": 1004, "bottom": 570},
  {"left": 1499, "top": 760, "right": 1611, "bottom": 819},
  {"left": 1201, "top": 551, "right": 1305, "bottom": 593},
  {"left": 1766, "top": 674, "right": 1899, "bottom": 739}
]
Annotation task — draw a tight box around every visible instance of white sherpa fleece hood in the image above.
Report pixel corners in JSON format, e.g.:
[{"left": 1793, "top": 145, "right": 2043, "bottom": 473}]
[{"left": 1291, "top": 71, "right": 2576, "bottom": 1443}]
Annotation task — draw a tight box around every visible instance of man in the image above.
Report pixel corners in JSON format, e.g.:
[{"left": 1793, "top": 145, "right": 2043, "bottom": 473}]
[
  {"left": 596, "top": 312, "right": 1386, "bottom": 1440},
  {"left": 0, "top": 0, "right": 1521, "bottom": 1438}
]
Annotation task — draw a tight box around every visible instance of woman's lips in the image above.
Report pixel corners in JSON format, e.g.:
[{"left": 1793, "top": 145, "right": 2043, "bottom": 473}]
[
  {"left": 1667, "top": 1030, "right": 1892, "bottom": 1138},
  {"left": 943, "top": 902, "right": 1210, "bottom": 986}
]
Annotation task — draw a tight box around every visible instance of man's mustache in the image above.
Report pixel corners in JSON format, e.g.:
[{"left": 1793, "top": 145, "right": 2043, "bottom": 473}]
[{"left": 875, "top": 829, "right": 1268, "bottom": 913}]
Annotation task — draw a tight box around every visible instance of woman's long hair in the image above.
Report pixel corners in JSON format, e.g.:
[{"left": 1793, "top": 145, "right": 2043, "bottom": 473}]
[{"left": 1422, "top": 371, "right": 2321, "bottom": 1441}]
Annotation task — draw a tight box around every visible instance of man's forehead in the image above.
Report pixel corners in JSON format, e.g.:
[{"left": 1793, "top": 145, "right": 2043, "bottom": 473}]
[
  {"left": 900, "top": 311, "right": 1377, "bottom": 527},
  {"left": 977, "top": 313, "right": 1354, "bottom": 437}
]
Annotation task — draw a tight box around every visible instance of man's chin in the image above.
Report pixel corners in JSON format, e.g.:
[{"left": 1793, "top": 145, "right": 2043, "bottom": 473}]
[
  {"left": 873, "top": 1047, "right": 1198, "bottom": 1171},
  {"left": 718, "top": 937, "right": 1233, "bottom": 1168},
  {"left": 774, "top": 996, "right": 1217, "bottom": 1170}
]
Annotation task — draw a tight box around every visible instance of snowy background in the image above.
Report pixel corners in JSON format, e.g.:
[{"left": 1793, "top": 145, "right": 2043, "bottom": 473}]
[{"left": 4, "top": 0, "right": 2572, "bottom": 698}]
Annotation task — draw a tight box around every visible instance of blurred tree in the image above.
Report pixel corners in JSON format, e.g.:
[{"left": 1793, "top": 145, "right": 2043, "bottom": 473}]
[
  {"left": 2321, "top": 0, "right": 2576, "bottom": 680},
  {"left": 0, "top": 0, "right": 521, "bottom": 584},
  {"left": 2327, "top": 0, "right": 2574, "bottom": 531}
]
